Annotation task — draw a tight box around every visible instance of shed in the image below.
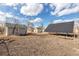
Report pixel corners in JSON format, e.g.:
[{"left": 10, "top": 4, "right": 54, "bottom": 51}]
[{"left": 0, "top": 23, "right": 27, "bottom": 36}]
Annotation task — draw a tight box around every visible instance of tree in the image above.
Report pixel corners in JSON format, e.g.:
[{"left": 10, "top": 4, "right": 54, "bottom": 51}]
[
  {"left": 12, "top": 18, "right": 19, "bottom": 35},
  {"left": 27, "top": 21, "right": 34, "bottom": 33},
  {"left": 37, "top": 23, "right": 44, "bottom": 33}
]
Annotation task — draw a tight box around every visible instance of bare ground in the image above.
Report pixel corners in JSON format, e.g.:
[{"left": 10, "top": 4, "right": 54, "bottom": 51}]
[{"left": 0, "top": 34, "right": 79, "bottom": 56}]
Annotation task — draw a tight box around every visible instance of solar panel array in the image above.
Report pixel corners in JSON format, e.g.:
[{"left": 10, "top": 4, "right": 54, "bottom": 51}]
[{"left": 45, "top": 21, "right": 74, "bottom": 33}]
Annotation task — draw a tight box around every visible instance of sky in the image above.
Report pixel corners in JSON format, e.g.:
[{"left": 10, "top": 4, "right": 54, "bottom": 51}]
[{"left": 0, "top": 3, "right": 79, "bottom": 27}]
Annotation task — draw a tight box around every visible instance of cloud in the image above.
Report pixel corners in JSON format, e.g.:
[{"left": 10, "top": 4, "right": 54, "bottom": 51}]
[
  {"left": 0, "top": 11, "right": 5, "bottom": 15},
  {"left": 0, "top": 11, "right": 20, "bottom": 24},
  {"left": 0, "top": 12, "right": 5, "bottom": 23},
  {"left": 50, "top": 3, "right": 71, "bottom": 15},
  {"left": 53, "top": 18, "right": 79, "bottom": 24},
  {"left": 50, "top": 3, "right": 79, "bottom": 16},
  {"left": 4, "top": 3, "right": 18, "bottom": 6},
  {"left": 0, "top": 11, "right": 12, "bottom": 24},
  {"left": 20, "top": 3, "right": 43, "bottom": 16},
  {"left": 53, "top": 19, "right": 64, "bottom": 23},
  {"left": 5, "top": 13, "right": 14, "bottom": 17},
  {"left": 29, "top": 18, "right": 42, "bottom": 23},
  {"left": 29, "top": 18, "right": 43, "bottom": 27},
  {"left": 57, "top": 7, "right": 79, "bottom": 16},
  {"left": 0, "top": 11, "right": 20, "bottom": 19},
  {"left": 0, "top": 11, "right": 28, "bottom": 23},
  {"left": 0, "top": 11, "right": 6, "bottom": 22},
  {"left": 0, "top": 3, "right": 18, "bottom": 10}
]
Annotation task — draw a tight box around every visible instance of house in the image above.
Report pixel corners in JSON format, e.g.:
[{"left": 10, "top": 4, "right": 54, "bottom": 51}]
[
  {"left": 27, "top": 26, "right": 34, "bottom": 33},
  {"left": 34, "top": 26, "right": 45, "bottom": 33},
  {"left": 44, "top": 21, "right": 79, "bottom": 35},
  {"left": 34, "top": 27, "right": 42, "bottom": 33},
  {"left": 0, "top": 23, "right": 27, "bottom": 36}
]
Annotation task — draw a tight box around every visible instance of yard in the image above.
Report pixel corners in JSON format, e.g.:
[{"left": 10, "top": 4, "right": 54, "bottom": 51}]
[{"left": 0, "top": 34, "right": 79, "bottom": 56}]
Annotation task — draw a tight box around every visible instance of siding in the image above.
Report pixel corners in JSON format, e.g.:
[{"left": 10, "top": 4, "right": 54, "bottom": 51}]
[{"left": 7, "top": 27, "right": 27, "bottom": 35}]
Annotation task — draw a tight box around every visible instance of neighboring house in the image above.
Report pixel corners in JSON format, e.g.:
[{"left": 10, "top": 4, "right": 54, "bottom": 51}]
[
  {"left": 45, "top": 21, "right": 79, "bottom": 35},
  {"left": 0, "top": 23, "right": 27, "bottom": 36},
  {"left": 27, "top": 22, "right": 34, "bottom": 33},
  {"left": 34, "top": 27, "right": 41, "bottom": 33},
  {"left": 34, "top": 27, "right": 44, "bottom": 33},
  {"left": 27, "top": 27, "right": 34, "bottom": 33}
]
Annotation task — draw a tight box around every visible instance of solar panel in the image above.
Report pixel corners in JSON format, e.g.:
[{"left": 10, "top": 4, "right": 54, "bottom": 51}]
[{"left": 45, "top": 21, "right": 74, "bottom": 33}]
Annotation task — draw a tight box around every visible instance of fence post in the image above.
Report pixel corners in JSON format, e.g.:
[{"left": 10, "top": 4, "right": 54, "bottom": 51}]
[
  {"left": 73, "top": 33, "right": 75, "bottom": 40},
  {"left": 65, "top": 33, "right": 68, "bottom": 39}
]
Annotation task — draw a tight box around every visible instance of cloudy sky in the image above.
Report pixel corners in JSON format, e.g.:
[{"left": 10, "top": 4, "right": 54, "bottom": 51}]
[{"left": 0, "top": 3, "right": 79, "bottom": 27}]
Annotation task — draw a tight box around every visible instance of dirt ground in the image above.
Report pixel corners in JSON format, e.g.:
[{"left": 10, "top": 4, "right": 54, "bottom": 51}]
[{"left": 0, "top": 34, "right": 79, "bottom": 56}]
